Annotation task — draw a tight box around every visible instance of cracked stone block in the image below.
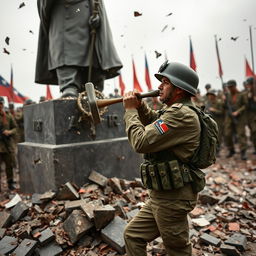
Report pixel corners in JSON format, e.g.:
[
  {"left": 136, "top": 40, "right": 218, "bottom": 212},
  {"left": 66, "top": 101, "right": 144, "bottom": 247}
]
[
  {"left": 80, "top": 200, "right": 103, "bottom": 221},
  {"left": 63, "top": 209, "right": 93, "bottom": 244},
  {"left": 101, "top": 216, "right": 127, "bottom": 254},
  {"left": 5, "top": 194, "right": 22, "bottom": 209},
  {"left": 93, "top": 205, "right": 115, "bottom": 230},
  {"left": 108, "top": 178, "right": 123, "bottom": 195},
  {"left": 220, "top": 244, "right": 241, "bottom": 256},
  {"left": 0, "top": 229, "right": 6, "bottom": 239},
  {"left": 38, "top": 228, "right": 55, "bottom": 246},
  {"left": 0, "top": 211, "right": 12, "bottom": 228},
  {"left": 64, "top": 199, "right": 87, "bottom": 214},
  {"left": 88, "top": 170, "right": 108, "bottom": 187},
  {"left": 10, "top": 201, "right": 29, "bottom": 222},
  {"left": 199, "top": 233, "right": 221, "bottom": 247},
  {"left": 31, "top": 194, "right": 43, "bottom": 205},
  {"left": 56, "top": 182, "right": 79, "bottom": 200},
  {"left": 225, "top": 233, "right": 247, "bottom": 251},
  {"left": 0, "top": 236, "right": 18, "bottom": 255},
  {"left": 35, "top": 241, "right": 62, "bottom": 256},
  {"left": 12, "top": 238, "right": 37, "bottom": 256}
]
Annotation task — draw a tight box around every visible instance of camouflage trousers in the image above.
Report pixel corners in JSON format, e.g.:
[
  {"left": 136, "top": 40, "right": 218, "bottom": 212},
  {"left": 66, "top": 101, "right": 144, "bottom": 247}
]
[
  {"left": 0, "top": 152, "right": 14, "bottom": 181},
  {"left": 124, "top": 197, "right": 196, "bottom": 256},
  {"left": 246, "top": 111, "right": 256, "bottom": 149}
]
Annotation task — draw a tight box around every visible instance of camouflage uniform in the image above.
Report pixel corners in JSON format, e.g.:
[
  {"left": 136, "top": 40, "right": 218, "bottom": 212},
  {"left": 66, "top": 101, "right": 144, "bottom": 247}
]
[
  {"left": 0, "top": 111, "right": 17, "bottom": 189},
  {"left": 224, "top": 92, "right": 247, "bottom": 155},
  {"left": 124, "top": 99, "right": 200, "bottom": 256}
]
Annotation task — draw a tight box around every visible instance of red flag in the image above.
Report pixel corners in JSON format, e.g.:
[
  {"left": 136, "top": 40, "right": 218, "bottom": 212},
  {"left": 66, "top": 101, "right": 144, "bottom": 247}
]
[
  {"left": 215, "top": 35, "right": 223, "bottom": 78},
  {"left": 145, "top": 54, "right": 152, "bottom": 91},
  {"left": 118, "top": 74, "right": 125, "bottom": 96},
  {"left": 9, "top": 65, "right": 14, "bottom": 102},
  {"left": 245, "top": 57, "right": 255, "bottom": 77},
  {"left": 132, "top": 58, "right": 143, "bottom": 92},
  {"left": 0, "top": 75, "right": 12, "bottom": 99},
  {"left": 189, "top": 37, "right": 197, "bottom": 71},
  {"left": 46, "top": 85, "right": 53, "bottom": 100},
  {"left": 14, "top": 88, "right": 29, "bottom": 103}
]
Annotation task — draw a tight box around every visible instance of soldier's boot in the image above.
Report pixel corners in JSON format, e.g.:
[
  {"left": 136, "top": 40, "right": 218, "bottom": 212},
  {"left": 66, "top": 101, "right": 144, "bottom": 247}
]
[
  {"left": 61, "top": 86, "right": 78, "bottom": 98},
  {"left": 240, "top": 150, "right": 247, "bottom": 161},
  {"left": 7, "top": 179, "right": 16, "bottom": 190},
  {"left": 226, "top": 149, "right": 235, "bottom": 158}
]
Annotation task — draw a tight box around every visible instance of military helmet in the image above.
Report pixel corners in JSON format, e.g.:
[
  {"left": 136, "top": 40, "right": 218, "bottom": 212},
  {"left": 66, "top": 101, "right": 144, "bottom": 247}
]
[
  {"left": 245, "top": 76, "right": 255, "bottom": 85},
  {"left": 24, "top": 99, "right": 33, "bottom": 105},
  {"left": 206, "top": 89, "right": 217, "bottom": 96},
  {"left": 0, "top": 96, "right": 4, "bottom": 104},
  {"left": 154, "top": 61, "right": 199, "bottom": 96},
  {"left": 205, "top": 83, "right": 211, "bottom": 90},
  {"left": 226, "top": 79, "right": 237, "bottom": 87}
]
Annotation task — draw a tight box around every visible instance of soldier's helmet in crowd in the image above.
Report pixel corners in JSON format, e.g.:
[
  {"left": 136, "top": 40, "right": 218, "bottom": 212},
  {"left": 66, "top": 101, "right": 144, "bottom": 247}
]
[
  {"left": 24, "top": 99, "right": 33, "bottom": 105},
  {"left": 245, "top": 76, "right": 255, "bottom": 85},
  {"left": 206, "top": 89, "right": 217, "bottom": 96},
  {"left": 39, "top": 96, "right": 46, "bottom": 102},
  {"left": 205, "top": 83, "right": 211, "bottom": 90},
  {"left": 226, "top": 79, "right": 237, "bottom": 87},
  {"left": 154, "top": 61, "right": 199, "bottom": 96},
  {"left": 0, "top": 96, "right": 5, "bottom": 104}
]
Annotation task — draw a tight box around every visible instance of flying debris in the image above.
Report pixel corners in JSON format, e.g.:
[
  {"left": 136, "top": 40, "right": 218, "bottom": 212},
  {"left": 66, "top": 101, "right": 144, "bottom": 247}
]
[
  {"left": 5, "top": 37, "right": 10, "bottom": 45},
  {"left": 3, "top": 48, "right": 10, "bottom": 55},
  {"left": 134, "top": 11, "right": 142, "bottom": 17},
  {"left": 218, "top": 38, "right": 222, "bottom": 41},
  {"left": 161, "top": 25, "right": 168, "bottom": 32},
  {"left": 120, "top": 34, "right": 124, "bottom": 37},
  {"left": 29, "top": 30, "right": 34, "bottom": 34},
  {"left": 18, "top": 2, "right": 25, "bottom": 9},
  {"left": 22, "top": 48, "right": 27, "bottom": 51},
  {"left": 243, "top": 19, "right": 247, "bottom": 22},
  {"left": 154, "top": 50, "right": 162, "bottom": 58},
  {"left": 166, "top": 12, "right": 173, "bottom": 16},
  {"left": 171, "top": 26, "right": 175, "bottom": 31},
  {"left": 230, "top": 36, "right": 239, "bottom": 41}
]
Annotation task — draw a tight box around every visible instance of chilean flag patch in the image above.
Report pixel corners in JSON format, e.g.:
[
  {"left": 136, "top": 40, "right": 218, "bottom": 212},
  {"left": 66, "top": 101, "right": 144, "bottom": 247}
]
[{"left": 154, "top": 119, "right": 169, "bottom": 135}]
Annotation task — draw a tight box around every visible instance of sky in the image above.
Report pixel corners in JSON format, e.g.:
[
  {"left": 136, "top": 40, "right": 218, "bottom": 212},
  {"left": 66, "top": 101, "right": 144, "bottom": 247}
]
[{"left": 0, "top": 0, "right": 256, "bottom": 103}]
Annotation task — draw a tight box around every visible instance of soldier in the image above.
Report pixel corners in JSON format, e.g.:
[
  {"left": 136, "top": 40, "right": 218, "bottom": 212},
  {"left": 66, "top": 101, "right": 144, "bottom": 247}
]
[
  {"left": 244, "top": 77, "right": 256, "bottom": 153},
  {"left": 192, "top": 89, "right": 204, "bottom": 108},
  {"left": 224, "top": 80, "right": 247, "bottom": 160},
  {"left": 205, "top": 89, "right": 225, "bottom": 151},
  {"left": 123, "top": 61, "right": 201, "bottom": 256},
  {"left": 35, "top": 0, "right": 122, "bottom": 97},
  {"left": 0, "top": 97, "right": 17, "bottom": 190}
]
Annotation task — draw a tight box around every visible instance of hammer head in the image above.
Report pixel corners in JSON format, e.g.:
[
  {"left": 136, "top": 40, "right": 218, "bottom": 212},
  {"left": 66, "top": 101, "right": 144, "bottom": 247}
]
[{"left": 85, "top": 82, "right": 101, "bottom": 125}]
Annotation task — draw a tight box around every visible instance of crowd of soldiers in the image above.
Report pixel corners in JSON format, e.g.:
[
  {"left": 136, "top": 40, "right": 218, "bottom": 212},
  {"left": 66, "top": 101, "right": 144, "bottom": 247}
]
[
  {"left": 0, "top": 76, "right": 255, "bottom": 191},
  {"left": 191, "top": 76, "right": 256, "bottom": 161}
]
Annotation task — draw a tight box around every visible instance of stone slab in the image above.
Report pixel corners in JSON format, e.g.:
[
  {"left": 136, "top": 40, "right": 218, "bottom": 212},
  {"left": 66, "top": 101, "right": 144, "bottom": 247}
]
[
  {"left": 0, "top": 236, "right": 18, "bottom": 255},
  {"left": 220, "top": 244, "right": 241, "bottom": 256},
  {"left": 35, "top": 241, "right": 62, "bottom": 256},
  {"left": 225, "top": 233, "right": 247, "bottom": 251},
  {"left": 200, "top": 233, "right": 221, "bottom": 247},
  {"left": 10, "top": 201, "right": 29, "bottom": 222},
  {"left": 23, "top": 100, "right": 126, "bottom": 145},
  {"left": 18, "top": 138, "right": 142, "bottom": 193},
  {"left": 101, "top": 216, "right": 127, "bottom": 254},
  {"left": 12, "top": 238, "right": 37, "bottom": 256},
  {"left": 38, "top": 228, "right": 55, "bottom": 246},
  {"left": 93, "top": 205, "right": 116, "bottom": 230},
  {"left": 0, "top": 212, "right": 12, "bottom": 228},
  {"left": 56, "top": 182, "right": 79, "bottom": 200},
  {"left": 88, "top": 170, "right": 108, "bottom": 187},
  {"left": 63, "top": 209, "right": 93, "bottom": 244}
]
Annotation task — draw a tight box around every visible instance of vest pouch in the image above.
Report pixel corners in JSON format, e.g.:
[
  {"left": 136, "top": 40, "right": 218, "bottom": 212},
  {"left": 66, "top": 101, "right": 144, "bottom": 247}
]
[
  {"left": 148, "top": 165, "right": 161, "bottom": 190},
  {"left": 168, "top": 160, "right": 184, "bottom": 189},
  {"left": 157, "top": 162, "right": 172, "bottom": 190},
  {"left": 190, "top": 169, "right": 206, "bottom": 193},
  {"left": 181, "top": 165, "right": 193, "bottom": 183},
  {"left": 140, "top": 163, "right": 152, "bottom": 189}
]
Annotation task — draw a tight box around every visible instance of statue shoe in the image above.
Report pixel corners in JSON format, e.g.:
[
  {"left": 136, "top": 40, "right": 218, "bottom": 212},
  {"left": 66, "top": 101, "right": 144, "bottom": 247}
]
[{"left": 61, "top": 87, "right": 78, "bottom": 98}]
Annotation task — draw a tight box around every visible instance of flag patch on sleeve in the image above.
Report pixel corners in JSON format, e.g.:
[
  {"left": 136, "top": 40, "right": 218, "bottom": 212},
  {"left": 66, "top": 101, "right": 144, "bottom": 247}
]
[{"left": 154, "top": 119, "right": 169, "bottom": 134}]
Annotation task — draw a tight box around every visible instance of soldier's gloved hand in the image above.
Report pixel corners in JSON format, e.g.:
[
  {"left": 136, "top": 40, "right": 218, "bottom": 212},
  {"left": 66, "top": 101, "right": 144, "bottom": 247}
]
[
  {"left": 123, "top": 91, "right": 141, "bottom": 110},
  {"left": 89, "top": 14, "right": 101, "bottom": 29}
]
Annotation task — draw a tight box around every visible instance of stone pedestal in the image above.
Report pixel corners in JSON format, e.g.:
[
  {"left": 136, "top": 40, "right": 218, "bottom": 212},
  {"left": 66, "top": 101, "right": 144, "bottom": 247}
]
[{"left": 18, "top": 99, "right": 142, "bottom": 193}]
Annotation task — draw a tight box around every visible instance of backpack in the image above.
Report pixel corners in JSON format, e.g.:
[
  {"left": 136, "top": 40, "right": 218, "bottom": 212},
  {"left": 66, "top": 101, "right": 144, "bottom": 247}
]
[{"left": 188, "top": 105, "right": 219, "bottom": 169}]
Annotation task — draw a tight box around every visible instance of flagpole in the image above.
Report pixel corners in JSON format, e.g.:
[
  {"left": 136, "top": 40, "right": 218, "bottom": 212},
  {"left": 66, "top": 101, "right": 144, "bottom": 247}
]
[{"left": 249, "top": 25, "right": 255, "bottom": 73}]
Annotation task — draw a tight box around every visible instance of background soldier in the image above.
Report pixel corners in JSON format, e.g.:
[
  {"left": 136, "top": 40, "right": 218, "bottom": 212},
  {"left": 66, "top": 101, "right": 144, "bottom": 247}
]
[
  {"left": 123, "top": 61, "right": 201, "bottom": 256},
  {"left": 205, "top": 89, "right": 225, "bottom": 153},
  {"left": 224, "top": 80, "right": 247, "bottom": 160},
  {"left": 244, "top": 76, "right": 256, "bottom": 153},
  {"left": 35, "top": 0, "right": 122, "bottom": 97},
  {"left": 0, "top": 97, "right": 17, "bottom": 190}
]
